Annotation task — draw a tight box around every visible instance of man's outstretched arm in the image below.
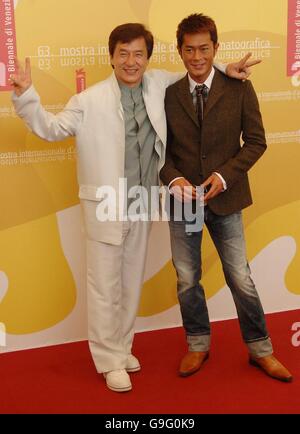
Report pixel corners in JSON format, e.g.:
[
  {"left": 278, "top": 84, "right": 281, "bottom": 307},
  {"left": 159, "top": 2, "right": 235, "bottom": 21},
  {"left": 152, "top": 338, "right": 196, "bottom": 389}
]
[
  {"left": 161, "top": 52, "right": 261, "bottom": 88},
  {"left": 11, "top": 58, "right": 82, "bottom": 141}
]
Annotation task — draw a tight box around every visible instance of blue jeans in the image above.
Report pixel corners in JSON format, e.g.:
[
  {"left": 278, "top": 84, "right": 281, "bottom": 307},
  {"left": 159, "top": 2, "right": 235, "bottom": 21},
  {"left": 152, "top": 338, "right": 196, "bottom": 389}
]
[{"left": 169, "top": 207, "right": 273, "bottom": 358}]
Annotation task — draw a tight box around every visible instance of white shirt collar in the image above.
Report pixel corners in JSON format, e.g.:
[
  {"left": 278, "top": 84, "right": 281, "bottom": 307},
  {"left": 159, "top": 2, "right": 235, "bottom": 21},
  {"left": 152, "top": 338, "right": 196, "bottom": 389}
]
[{"left": 188, "top": 67, "right": 215, "bottom": 93}]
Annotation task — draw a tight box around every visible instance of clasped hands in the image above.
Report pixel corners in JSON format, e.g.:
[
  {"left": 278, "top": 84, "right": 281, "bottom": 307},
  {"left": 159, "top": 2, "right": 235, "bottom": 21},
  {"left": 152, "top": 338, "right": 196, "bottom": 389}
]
[{"left": 170, "top": 173, "right": 223, "bottom": 203}]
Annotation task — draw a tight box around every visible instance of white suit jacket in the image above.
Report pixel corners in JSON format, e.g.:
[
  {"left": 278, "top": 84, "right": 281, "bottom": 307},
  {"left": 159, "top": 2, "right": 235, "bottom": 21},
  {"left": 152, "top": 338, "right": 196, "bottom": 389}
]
[{"left": 12, "top": 70, "right": 183, "bottom": 244}]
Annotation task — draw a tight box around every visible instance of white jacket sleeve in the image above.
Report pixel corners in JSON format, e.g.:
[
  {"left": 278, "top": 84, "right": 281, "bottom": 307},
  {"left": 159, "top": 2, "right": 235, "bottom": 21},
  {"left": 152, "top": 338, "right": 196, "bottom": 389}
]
[
  {"left": 214, "top": 62, "right": 227, "bottom": 74},
  {"left": 12, "top": 85, "right": 83, "bottom": 142}
]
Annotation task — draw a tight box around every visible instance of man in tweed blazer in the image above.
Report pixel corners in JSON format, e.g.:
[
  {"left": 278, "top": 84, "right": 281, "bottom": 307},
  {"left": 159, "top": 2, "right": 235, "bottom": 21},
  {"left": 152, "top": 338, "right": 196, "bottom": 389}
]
[{"left": 160, "top": 13, "right": 292, "bottom": 382}]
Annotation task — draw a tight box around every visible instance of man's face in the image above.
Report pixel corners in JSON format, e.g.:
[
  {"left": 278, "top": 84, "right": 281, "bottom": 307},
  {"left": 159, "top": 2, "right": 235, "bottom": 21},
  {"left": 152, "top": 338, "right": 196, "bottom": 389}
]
[
  {"left": 110, "top": 37, "right": 149, "bottom": 87},
  {"left": 179, "top": 32, "right": 219, "bottom": 83}
]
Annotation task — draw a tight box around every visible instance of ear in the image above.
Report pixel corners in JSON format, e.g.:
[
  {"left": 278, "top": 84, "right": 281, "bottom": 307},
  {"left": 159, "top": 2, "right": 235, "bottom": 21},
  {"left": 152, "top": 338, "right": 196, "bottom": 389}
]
[
  {"left": 110, "top": 55, "right": 115, "bottom": 69},
  {"left": 214, "top": 42, "right": 219, "bottom": 56}
]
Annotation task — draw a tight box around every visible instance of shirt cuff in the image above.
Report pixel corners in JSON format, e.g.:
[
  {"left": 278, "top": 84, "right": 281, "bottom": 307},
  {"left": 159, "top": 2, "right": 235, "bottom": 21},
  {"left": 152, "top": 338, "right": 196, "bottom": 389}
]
[
  {"left": 168, "top": 177, "right": 184, "bottom": 193},
  {"left": 11, "top": 84, "right": 34, "bottom": 102},
  {"left": 214, "top": 172, "right": 227, "bottom": 191}
]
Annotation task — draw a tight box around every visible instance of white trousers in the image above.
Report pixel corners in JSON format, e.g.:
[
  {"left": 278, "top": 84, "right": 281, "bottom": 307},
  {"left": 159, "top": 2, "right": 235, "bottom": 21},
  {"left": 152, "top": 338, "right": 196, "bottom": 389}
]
[{"left": 86, "top": 220, "right": 151, "bottom": 373}]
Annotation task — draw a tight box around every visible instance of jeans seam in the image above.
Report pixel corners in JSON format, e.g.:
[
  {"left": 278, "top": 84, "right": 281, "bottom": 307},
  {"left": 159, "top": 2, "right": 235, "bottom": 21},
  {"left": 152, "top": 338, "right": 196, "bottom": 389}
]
[
  {"left": 187, "top": 333, "right": 211, "bottom": 337},
  {"left": 245, "top": 335, "right": 269, "bottom": 343}
]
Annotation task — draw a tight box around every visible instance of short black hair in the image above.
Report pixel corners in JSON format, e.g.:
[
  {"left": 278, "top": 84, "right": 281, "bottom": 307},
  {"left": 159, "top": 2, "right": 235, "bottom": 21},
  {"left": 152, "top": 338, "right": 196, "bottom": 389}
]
[
  {"left": 177, "top": 13, "right": 218, "bottom": 50},
  {"left": 109, "top": 23, "right": 154, "bottom": 59}
]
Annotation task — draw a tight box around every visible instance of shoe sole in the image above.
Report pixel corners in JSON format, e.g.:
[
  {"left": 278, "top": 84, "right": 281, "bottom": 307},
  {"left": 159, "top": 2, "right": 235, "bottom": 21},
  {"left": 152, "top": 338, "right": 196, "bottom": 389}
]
[
  {"left": 179, "top": 367, "right": 201, "bottom": 377},
  {"left": 249, "top": 358, "right": 293, "bottom": 383},
  {"left": 103, "top": 372, "right": 133, "bottom": 391},
  {"left": 106, "top": 384, "right": 132, "bottom": 392},
  {"left": 126, "top": 365, "right": 141, "bottom": 373}
]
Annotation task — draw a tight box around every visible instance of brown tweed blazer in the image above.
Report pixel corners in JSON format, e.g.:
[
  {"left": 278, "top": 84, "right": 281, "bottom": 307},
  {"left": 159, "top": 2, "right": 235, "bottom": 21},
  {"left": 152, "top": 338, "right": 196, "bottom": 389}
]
[{"left": 160, "top": 69, "right": 267, "bottom": 215}]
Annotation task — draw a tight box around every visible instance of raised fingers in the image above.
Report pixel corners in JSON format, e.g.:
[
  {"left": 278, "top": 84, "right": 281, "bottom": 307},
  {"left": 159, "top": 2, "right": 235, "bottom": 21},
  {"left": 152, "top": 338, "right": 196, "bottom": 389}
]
[{"left": 24, "top": 57, "right": 31, "bottom": 79}]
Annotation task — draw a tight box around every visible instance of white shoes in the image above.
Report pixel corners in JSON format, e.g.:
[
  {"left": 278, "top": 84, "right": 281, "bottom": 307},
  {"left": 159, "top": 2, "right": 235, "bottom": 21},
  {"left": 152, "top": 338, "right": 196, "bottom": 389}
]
[
  {"left": 126, "top": 354, "right": 141, "bottom": 373},
  {"left": 103, "top": 369, "right": 132, "bottom": 392},
  {"left": 103, "top": 355, "right": 141, "bottom": 392}
]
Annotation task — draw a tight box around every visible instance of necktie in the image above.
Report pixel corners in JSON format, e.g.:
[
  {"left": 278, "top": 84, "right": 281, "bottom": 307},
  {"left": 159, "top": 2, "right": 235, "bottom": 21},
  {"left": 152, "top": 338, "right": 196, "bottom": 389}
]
[{"left": 195, "top": 84, "right": 208, "bottom": 126}]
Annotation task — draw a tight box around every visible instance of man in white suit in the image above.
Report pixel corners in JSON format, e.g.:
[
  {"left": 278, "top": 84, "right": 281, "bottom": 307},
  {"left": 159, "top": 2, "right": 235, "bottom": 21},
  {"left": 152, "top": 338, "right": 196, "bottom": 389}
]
[{"left": 10, "top": 23, "right": 258, "bottom": 392}]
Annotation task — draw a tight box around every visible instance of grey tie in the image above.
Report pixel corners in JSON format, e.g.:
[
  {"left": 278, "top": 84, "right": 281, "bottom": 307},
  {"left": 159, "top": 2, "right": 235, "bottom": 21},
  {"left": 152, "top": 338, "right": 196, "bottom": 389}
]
[{"left": 195, "top": 84, "right": 208, "bottom": 125}]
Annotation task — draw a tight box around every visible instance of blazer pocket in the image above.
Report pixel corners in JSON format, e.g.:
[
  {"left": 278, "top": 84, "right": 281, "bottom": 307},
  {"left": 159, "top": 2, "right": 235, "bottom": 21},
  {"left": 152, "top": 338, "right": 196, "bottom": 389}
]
[
  {"left": 80, "top": 199, "right": 123, "bottom": 245},
  {"left": 78, "top": 184, "right": 105, "bottom": 202}
]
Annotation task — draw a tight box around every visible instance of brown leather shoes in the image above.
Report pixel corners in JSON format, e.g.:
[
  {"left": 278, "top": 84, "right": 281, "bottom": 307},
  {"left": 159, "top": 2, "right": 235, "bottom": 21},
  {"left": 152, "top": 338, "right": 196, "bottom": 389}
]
[
  {"left": 249, "top": 355, "right": 293, "bottom": 383},
  {"left": 179, "top": 351, "right": 209, "bottom": 377}
]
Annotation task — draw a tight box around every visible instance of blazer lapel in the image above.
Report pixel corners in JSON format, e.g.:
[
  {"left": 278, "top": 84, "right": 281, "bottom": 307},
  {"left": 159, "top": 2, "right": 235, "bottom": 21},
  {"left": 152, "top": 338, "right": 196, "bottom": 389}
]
[
  {"left": 142, "top": 73, "right": 165, "bottom": 142},
  {"left": 176, "top": 74, "right": 199, "bottom": 128},
  {"left": 204, "top": 69, "right": 226, "bottom": 117},
  {"left": 109, "top": 72, "right": 124, "bottom": 119}
]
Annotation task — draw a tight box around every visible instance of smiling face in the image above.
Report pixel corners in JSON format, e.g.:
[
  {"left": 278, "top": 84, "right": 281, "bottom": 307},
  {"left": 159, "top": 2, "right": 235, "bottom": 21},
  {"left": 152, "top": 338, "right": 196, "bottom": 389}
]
[
  {"left": 179, "top": 31, "right": 219, "bottom": 83},
  {"left": 110, "top": 37, "right": 149, "bottom": 87}
]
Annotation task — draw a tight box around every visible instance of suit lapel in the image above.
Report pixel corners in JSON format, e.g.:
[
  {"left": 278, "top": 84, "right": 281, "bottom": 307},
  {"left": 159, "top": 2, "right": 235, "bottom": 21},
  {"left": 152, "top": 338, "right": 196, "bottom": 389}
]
[
  {"left": 175, "top": 70, "right": 227, "bottom": 125},
  {"left": 110, "top": 72, "right": 124, "bottom": 119},
  {"left": 142, "top": 74, "right": 164, "bottom": 142},
  {"left": 204, "top": 69, "right": 226, "bottom": 117},
  {"left": 176, "top": 74, "right": 199, "bottom": 127}
]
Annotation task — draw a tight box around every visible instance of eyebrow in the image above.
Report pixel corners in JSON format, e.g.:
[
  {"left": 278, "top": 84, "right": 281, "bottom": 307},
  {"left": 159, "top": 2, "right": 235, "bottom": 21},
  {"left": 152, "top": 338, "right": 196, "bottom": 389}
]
[
  {"left": 119, "top": 49, "right": 144, "bottom": 53},
  {"left": 185, "top": 44, "right": 210, "bottom": 49}
]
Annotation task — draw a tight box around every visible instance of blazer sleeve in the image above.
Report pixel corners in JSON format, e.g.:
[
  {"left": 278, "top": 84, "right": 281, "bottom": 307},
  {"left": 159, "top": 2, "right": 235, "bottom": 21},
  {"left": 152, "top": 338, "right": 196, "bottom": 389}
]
[
  {"left": 215, "top": 80, "right": 267, "bottom": 188},
  {"left": 12, "top": 85, "right": 83, "bottom": 142}
]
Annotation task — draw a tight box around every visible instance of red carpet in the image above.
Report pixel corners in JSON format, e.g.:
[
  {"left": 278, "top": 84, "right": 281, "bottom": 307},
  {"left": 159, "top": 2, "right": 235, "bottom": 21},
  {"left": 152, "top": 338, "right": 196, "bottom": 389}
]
[{"left": 0, "top": 309, "right": 299, "bottom": 414}]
